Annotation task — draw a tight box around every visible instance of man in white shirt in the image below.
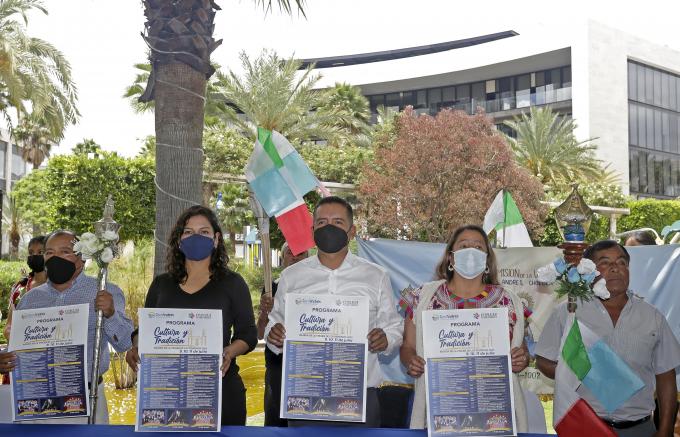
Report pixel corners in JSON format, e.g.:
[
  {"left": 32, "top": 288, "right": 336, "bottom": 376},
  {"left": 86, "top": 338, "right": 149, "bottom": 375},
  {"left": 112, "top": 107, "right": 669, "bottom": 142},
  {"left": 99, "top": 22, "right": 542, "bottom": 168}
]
[{"left": 265, "top": 196, "right": 404, "bottom": 427}]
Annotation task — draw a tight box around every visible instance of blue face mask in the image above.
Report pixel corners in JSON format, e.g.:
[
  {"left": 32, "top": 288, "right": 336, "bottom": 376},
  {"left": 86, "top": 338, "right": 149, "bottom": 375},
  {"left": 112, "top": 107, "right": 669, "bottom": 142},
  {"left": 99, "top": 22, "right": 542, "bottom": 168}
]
[
  {"left": 179, "top": 234, "right": 215, "bottom": 261},
  {"left": 453, "top": 248, "right": 488, "bottom": 279}
]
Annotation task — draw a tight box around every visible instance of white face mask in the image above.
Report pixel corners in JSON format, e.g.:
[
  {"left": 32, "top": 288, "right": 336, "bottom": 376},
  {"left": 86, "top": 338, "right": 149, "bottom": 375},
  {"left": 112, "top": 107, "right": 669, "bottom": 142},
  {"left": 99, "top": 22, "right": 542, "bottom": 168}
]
[{"left": 452, "top": 248, "right": 488, "bottom": 279}]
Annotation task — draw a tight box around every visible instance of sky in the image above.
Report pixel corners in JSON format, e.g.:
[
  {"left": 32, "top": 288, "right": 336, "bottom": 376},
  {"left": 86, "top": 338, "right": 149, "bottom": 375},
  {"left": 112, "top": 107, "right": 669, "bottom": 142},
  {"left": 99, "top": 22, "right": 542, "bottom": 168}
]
[{"left": 23, "top": 0, "right": 680, "bottom": 157}]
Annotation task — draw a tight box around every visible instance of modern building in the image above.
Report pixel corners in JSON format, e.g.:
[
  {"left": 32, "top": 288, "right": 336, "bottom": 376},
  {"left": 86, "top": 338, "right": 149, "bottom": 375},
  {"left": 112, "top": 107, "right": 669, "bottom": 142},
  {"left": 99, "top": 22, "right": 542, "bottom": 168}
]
[
  {"left": 0, "top": 128, "right": 30, "bottom": 195},
  {"left": 308, "top": 20, "right": 680, "bottom": 199}
]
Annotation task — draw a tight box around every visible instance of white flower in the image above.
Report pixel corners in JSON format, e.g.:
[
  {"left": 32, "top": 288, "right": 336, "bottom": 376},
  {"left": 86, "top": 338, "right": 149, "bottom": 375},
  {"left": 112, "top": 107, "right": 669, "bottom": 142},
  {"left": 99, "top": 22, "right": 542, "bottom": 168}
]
[
  {"left": 536, "top": 264, "right": 558, "bottom": 284},
  {"left": 577, "top": 258, "right": 597, "bottom": 275},
  {"left": 100, "top": 247, "right": 114, "bottom": 264},
  {"left": 102, "top": 230, "right": 118, "bottom": 241},
  {"left": 80, "top": 232, "right": 97, "bottom": 243},
  {"left": 82, "top": 239, "right": 99, "bottom": 255},
  {"left": 592, "top": 279, "right": 610, "bottom": 299}
]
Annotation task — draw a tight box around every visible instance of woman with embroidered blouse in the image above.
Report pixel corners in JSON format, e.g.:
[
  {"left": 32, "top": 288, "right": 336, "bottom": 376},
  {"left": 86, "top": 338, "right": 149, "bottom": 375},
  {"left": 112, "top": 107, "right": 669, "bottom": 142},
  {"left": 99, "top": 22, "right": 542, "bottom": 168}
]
[{"left": 399, "top": 224, "right": 531, "bottom": 431}]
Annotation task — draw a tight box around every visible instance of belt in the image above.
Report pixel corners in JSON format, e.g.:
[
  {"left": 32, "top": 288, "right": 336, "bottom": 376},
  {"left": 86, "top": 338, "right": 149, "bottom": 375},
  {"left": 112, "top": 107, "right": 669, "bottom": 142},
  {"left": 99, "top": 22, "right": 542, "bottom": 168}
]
[
  {"left": 602, "top": 415, "right": 650, "bottom": 429},
  {"left": 87, "top": 375, "right": 104, "bottom": 389}
]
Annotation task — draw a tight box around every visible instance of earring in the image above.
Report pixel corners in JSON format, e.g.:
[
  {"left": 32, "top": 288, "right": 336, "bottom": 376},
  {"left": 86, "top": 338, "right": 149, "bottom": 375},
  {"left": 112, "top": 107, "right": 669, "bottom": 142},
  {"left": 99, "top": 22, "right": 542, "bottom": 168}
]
[
  {"left": 484, "top": 266, "right": 490, "bottom": 274},
  {"left": 448, "top": 263, "right": 454, "bottom": 271}
]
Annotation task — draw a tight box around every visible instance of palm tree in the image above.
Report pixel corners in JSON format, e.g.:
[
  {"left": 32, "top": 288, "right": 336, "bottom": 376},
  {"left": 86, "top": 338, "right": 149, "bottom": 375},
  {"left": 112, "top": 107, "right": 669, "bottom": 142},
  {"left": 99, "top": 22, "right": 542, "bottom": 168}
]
[
  {"left": 0, "top": 0, "right": 78, "bottom": 137},
  {"left": 139, "top": 0, "right": 305, "bottom": 276},
  {"left": 215, "top": 183, "right": 253, "bottom": 255},
  {"left": 13, "top": 113, "right": 55, "bottom": 169},
  {"left": 213, "top": 49, "right": 341, "bottom": 144},
  {"left": 124, "top": 61, "right": 226, "bottom": 125},
  {"left": 317, "top": 82, "right": 372, "bottom": 147},
  {"left": 503, "top": 107, "right": 617, "bottom": 189},
  {"left": 3, "top": 194, "right": 25, "bottom": 259}
]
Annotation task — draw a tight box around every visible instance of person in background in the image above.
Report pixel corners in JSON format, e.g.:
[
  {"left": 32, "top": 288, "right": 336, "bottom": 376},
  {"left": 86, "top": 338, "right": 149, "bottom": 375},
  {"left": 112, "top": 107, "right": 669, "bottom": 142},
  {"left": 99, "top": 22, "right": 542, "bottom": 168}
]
[
  {"left": 624, "top": 231, "right": 657, "bottom": 246},
  {"left": 257, "top": 242, "right": 309, "bottom": 427},
  {"left": 125, "top": 205, "right": 257, "bottom": 425},
  {"left": 2, "top": 236, "right": 48, "bottom": 345}
]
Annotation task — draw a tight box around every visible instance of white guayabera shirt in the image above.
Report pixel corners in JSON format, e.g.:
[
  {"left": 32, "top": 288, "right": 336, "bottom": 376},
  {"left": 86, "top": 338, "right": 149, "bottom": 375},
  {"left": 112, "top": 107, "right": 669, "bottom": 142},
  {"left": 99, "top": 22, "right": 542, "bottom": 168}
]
[{"left": 264, "top": 252, "right": 404, "bottom": 388}]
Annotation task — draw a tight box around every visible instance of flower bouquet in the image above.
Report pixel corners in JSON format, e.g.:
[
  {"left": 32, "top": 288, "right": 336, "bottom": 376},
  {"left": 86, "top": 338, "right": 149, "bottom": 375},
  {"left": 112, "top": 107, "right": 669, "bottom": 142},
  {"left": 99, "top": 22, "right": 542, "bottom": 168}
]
[
  {"left": 537, "top": 257, "right": 610, "bottom": 302},
  {"left": 74, "top": 230, "right": 120, "bottom": 268}
]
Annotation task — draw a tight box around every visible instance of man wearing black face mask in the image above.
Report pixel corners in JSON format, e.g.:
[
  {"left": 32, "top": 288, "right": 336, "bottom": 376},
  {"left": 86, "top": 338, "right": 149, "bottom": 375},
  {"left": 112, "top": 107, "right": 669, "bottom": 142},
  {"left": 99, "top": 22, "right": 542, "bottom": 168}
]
[
  {"left": 0, "top": 230, "right": 134, "bottom": 423},
  {"left": 2, "top": 236, "right": 48, "bottom": 385},
  {"left": 265, "top": 196, "right": 404, "bottom": 428}
]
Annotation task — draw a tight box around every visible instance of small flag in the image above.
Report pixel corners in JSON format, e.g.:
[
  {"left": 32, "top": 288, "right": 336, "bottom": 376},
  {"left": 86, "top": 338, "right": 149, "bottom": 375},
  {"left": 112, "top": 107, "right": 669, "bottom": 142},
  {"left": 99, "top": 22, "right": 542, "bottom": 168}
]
[
  {"left": 553, "top": 315, "right": 643, "bottom": 436},
  {"left": 245, "top": 128, "right": 325, "bottom": 254},
  {"left": 483, "top": 190, "right": 533, "bottom": 247}
]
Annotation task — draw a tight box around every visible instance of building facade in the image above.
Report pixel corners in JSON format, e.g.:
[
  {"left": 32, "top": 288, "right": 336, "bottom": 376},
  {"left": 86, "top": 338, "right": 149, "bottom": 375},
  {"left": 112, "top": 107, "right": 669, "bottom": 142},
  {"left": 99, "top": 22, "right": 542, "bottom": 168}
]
[{"left": 312, "top": 21, "right": 680, "bottom": 199}]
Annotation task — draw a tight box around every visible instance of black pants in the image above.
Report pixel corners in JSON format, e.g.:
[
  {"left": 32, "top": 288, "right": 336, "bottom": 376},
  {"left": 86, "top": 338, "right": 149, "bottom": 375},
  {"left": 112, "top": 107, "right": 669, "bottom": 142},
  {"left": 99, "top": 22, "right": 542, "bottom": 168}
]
[
  {"left": 378, "top": 385, "right": 413, "bottom": 428},
  {"left": 263, "top": 350, "right": 287, "bottom": 426},
  {"left": 221, "top": 372, "right": 247, "bottom": 425},
  {"left": 288, "top": 388, "right": 381, "bottom": 428}
]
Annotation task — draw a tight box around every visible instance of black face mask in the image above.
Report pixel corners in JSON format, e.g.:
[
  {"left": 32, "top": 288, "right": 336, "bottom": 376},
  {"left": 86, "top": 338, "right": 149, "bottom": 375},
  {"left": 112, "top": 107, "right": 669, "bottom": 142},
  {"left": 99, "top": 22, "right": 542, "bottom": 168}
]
[
  {"left": 27, "top": 255, "right": 45, "bottom": 273},
  {"left": 314, "top": 225, "right": 349, "bottom": 254},
  {"left": 45, "top": 256, "right": 77, "bottom": 285}
]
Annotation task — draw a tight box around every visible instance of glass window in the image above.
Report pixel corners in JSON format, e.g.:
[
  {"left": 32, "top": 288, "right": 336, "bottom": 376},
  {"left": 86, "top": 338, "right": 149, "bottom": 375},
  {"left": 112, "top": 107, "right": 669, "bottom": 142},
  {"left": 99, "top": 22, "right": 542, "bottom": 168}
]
[
  {"left": 645, "top": 66, "right": 653, "bottom": 104},
  {"left": 0, "top": 142, "right": 5, "bottom": 179},
  {"left": 11, "top": 150, "right": 25, "bottom": 179},
  {"left": 562, "top": 66, "right": 572, "bottom": 87},
  {"left": 402, "top": 91, "right": 415, "bottom": 108},
  {"left": 428, "top": 88, "right": 442, "bottom": 113},
  {"left": 629, "top": 150, "right": 639, "bottom": 192},
  {"left": 647, "top": 107, "right": 655, "bottom": 149},
  {"left": 471, "top": 82, "right": 485, "bottom": 113},
  {"left": 639, "top": 151, "right": 648, "bottom": 192},
  {"left": 456, "top": 84, "right": 470, "bottom": 100},
  {"left": 671, "top": 74, "right": 677, "bottom": 112},
  {"left": 662, "top": 73, "right": 670, "bottom": 109},
  {"left": 637, "top": 103, "right": 646, "bottom": 147},
  {"left": 535, "top": 71, "right": 545, "bottom": 87},
  {"left": 369, "top": 95, "right": 384, "bottom": 113},
  {"left": 655, "top": 110, "right": 662, "bottom": 150},
  {"left": 628, "top": 62, "right": 637, "bottom": 101},
  {"left": 549, "top": 68, "right": 562, "bottom": 88},
  {"left": 654, "top": 70, "right": 662, "bottom": 107},
  {"left": 442, "top": 87, "right": 455, "bottom": 104},
  {"left": 664, "top": 158, "right": 672, "bottom": 196},
  {"left": 416, "top": 90, "right": 427, "bottom": 109},
  {"left": 662, "top": 112, "right": 670, "bottom": 151},
  {"left": 647, "top": 152, "right": 656, "bottom": 194},
  {"left": 385, "top": 93, "right": 400, "bottom": 109},
  {"left": 636, "top": 64, "right": 645, "bottom": 103},
  {"left": 629, "top": 103, "right": 637, "bottom": 146},
  {"left": 677, "top": 77, "right": 680, "bottom": 111},
  {"left": 671, "top": 113, "right": 679, "bottom": 154}
]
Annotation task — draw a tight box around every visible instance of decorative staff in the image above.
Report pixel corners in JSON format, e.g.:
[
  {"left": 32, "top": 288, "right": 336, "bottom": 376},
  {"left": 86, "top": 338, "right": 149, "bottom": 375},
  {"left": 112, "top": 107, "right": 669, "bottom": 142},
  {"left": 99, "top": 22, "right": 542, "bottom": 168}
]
[{"left": 75, "top": 195, "right": 121, "bottom": 423}]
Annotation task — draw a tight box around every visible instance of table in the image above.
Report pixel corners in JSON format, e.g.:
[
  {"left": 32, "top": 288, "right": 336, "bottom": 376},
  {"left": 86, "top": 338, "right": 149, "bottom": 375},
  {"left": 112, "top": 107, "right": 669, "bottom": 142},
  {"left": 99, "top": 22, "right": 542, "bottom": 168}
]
[{"left": 0, "top": 424, "right": 552, "bottom": 436}]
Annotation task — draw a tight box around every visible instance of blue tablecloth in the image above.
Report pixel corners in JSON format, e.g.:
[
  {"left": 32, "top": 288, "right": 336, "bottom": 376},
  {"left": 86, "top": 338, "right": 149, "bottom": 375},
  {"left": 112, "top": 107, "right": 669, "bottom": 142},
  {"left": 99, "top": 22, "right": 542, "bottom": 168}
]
[{"left": 0, "top": 424, "right": 552, "bottom": 436}]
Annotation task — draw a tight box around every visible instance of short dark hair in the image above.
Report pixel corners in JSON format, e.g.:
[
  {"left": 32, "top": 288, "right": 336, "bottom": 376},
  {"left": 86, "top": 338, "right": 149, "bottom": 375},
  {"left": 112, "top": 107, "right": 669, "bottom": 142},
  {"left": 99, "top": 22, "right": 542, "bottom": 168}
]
[
  {"left": 28, "top": 235, "right": 47, "bottom": 247},
  {"left": 45, "top": 230, "right": 78, "bottom": 245},
  {"left": 584, "top": 240, "right": 631, "bottom": 263},
  {"left": 624, "top": 231, "right": 657, "bottom": 246},
  {"left": 313, "top": 196, "right": 353, "bottom": 225}
]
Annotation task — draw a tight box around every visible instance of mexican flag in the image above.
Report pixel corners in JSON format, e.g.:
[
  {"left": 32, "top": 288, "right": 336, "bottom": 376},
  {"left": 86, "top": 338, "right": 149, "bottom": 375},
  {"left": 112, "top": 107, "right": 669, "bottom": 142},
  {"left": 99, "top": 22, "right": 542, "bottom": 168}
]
[
  {"left": 482, "top": 190, "right": 533, "bottom": 247},
  {"left": 245, "top": 128, "right": 328, "bottom": 255},
  {"left": 553, "top": 314, "right": 645, "bottom": 436}
]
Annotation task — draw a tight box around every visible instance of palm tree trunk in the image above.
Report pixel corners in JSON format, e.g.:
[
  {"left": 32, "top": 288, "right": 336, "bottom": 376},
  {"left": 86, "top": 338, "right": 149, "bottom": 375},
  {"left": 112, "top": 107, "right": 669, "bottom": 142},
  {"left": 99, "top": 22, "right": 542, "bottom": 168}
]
[
  {"left": 229, "top": 231, "right": 236, "bottom": 256},
  {"left": 153, "top": 62, "right": 205, "bottom": 276}
]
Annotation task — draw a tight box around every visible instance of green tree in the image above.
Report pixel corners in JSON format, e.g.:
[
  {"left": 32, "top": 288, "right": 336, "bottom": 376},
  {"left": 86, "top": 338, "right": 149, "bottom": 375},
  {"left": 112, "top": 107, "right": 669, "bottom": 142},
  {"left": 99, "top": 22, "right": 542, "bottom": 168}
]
[
  {"left": 12, "top": 153, "right": 156, "bottom": 240},
  {"left": 214, "top": 183, "right": 253, "bottom": 255},
  {"left": 503, "top": 107, "right": 614, "bottom": 190},
  {"left": 138, "top": 135, "right": 156, "bottom": 158},
  {"left": 2, "top": 194, "right": 26, "bottom": 259},
  {"left": 298, "top": 144, "right": 373, "bottom": 184},
  {"left": 72, "top": 138, "right": 103, "bottom": 157},
  {"left": 0, "top": 0, "right": 78, "bottom": 137},
  {"left": 213, "top": 50, "right": 342, "bottom": 144},
  {"left": 13, "top": 113, "right": 56, "bottom": 169},
  {"left": 202, "top": 124, "right": 252, "bottom": 179},
  {"left": 317, "top": 82, "right": 372, "bottom": 147},
  {"left": 138, "top": 0, "right": 305, "bottom": 275}
]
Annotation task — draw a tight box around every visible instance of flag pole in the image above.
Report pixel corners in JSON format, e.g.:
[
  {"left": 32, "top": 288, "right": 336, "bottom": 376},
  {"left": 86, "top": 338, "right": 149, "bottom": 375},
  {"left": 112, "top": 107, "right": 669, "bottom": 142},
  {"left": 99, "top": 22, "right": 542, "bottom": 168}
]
[
  {"left": 501, "top": 189, "right": 507, "bottom": 249},
  {"left": 248, "top": 188, "right": 272, "bottom": 298}
]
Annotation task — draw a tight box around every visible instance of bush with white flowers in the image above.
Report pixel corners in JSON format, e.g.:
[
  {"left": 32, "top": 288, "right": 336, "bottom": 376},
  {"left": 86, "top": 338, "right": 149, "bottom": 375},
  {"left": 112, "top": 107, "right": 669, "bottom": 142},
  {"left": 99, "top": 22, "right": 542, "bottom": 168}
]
[{"left": 537, "top": 256, "right": 609, "bottom": 301}]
